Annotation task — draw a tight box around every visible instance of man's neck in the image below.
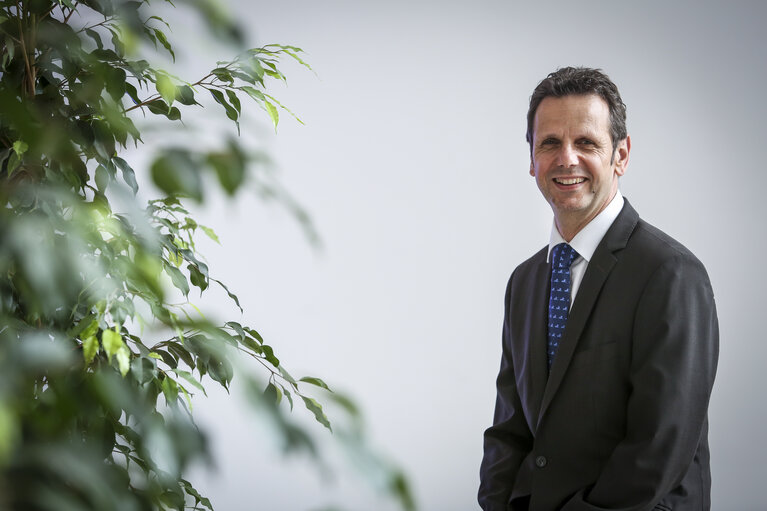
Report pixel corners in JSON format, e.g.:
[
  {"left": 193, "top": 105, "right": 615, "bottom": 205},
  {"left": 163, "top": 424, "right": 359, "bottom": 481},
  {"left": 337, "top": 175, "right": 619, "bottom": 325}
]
[{"left": 554, "top": 190, "right": 618, "bottom": 242}]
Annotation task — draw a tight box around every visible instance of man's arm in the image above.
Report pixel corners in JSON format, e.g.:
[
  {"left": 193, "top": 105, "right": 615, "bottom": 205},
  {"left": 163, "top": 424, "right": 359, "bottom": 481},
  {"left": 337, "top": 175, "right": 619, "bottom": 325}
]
[
  {"left": 479, "top": 274, "right": 534, "bottom": 511},
  {"left": 562, "top": 253, "right": 719, "bottom": 510}
]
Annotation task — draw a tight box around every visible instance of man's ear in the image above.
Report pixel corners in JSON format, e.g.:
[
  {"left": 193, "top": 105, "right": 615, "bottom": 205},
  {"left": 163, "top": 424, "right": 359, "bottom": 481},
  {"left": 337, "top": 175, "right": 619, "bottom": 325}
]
[
  {"left": 614, "top": 135, "right": 631, "bottom": 176},
  {"left": 529, "top": 160, "right": 535, "bottom": 177}
]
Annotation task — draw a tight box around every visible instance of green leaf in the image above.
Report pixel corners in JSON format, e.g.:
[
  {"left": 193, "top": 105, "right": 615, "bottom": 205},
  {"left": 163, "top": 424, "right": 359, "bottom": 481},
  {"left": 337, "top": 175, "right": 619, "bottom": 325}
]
[
  {"left": 261, "top": 344, "right": 279, "bottom": 368},
  {"left": 211, "top": 277, "right": 242, "bottom": 312},
  {"left": 168, "top": 341, "right": 196, "bottom": 369},
  {"left": 225, "top": 89, "right": 241, "bottom": 113},
  {"left": 156, "top": 73, "right": 176, "bottom": 106},
  {"left": 146, "top": 99, "right": 181, "bottom": 120},
  {"left": 264, "top": 93, "right": 304, "bottom": 125},
  {"left": 102, "top": 329, "right": 124, "bottom": 360},
  {"left": 164, "top": 263, "right": 190, "bottom": 296},
  {"left": 83, "top": 336, "right": 99, "bottom": 364},
  {"left": 131, "top": 356, "right": 157, "bottom": 384},
  {"left": 282, "top": 48, "right": 314, "bottom": 72},
  {"left": 6, "top": 153, "right": 21, "bottom": 177},
  {"left": 208, "top": 354, "right": 233, "bottom": 389},
  {"left": 116, "top": 345, "right": 131, "bottom": 376},
  {"left": 80, "top": 318, "right": 100, "bottom": 339},
  {"left": 153, "top": 28, "right": 175, "bottom": 61},
  {"left": 301, "top": 396, "right": 331, "bottom": 431},
  {"left": 12, "top": 140, "right": 28, "bottom": 156},
  {"left": 113, "top": 156, "right": 139, "bottom": 195},
  {"left": 283, "top": 387, "right": 294, "bottom": 410},
  {"left": 199, "top": 225, "right": 219, "bottom": 244},
  {"left": 84, "top": 28, "right": 104, "bottom": 50},
  {"left": 176, "top": 85, "right": 196, "bottom": 106},
  {"left": 106, "top": 66, "right": 127, "bottom": 100},
  {"left": 209, "top": 89, "right": 239, "bottom": 123},
  {"left": 225, "top": 321, "right": 246, "bottom": 339},
  {"left": 244, "top": 327, "right": 264, "bottom": 343},
  {"left": 95, "top": 164, "right": 110, "bottom": 192},
  {"left": 264, "top": 99, "right": 279, "bottom": 130},
  {"left": 188, "top": 263, "right": 208, "bottom": 291},
  {"left": 299, "top": 376, "right": 331, "bottom": 392},
  {"left": 125, "top": 81, "right": 141, "bottom": 104},
  {"left": 162, "top": 375, "right": 179, "bottom": 403},
  {"left": 211, "top": 67, "right": 233, "bottom": 83},
  {"left": 278, "top": 365, "right": 296, "bottom": 386},
  {"left": 172, "top": 369, "right": 208, "bottom": 396},
  {"left": 264, "top": 382, "right": 282, "bottom": 405},
  {"left": 240, "top": 85, "right": 265, "bottom": 102}
]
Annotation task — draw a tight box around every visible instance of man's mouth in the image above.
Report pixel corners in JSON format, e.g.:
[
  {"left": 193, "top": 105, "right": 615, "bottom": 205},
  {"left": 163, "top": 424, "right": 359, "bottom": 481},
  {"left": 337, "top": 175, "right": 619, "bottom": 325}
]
[{"left": 554, "top": 177, "right": 586, "bottom": 185}]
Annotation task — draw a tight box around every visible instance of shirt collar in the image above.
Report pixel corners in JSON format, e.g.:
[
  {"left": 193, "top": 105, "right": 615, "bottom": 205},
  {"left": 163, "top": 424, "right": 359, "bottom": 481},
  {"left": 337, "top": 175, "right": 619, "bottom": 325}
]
[{"left": 547, "top": 190, "right": 624, "bottom": 263}]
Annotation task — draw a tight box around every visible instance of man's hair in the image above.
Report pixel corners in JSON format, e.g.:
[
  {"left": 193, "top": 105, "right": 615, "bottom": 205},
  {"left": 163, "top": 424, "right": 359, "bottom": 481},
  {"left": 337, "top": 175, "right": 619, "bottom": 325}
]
[{"left": 526, "top": 67, "right": 627, "bottom": 153}]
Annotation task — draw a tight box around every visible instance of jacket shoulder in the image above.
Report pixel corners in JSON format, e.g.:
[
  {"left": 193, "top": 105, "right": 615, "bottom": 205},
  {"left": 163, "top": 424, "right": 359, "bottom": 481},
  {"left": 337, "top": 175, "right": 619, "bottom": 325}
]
[{"left": 629, "top": 218, "right": 704, "bottom": 268}]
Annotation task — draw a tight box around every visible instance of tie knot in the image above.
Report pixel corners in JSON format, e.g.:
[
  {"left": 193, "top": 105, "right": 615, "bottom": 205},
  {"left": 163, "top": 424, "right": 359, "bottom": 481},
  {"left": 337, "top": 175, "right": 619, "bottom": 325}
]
[{"left": 552, "top": 243, "right": 578, "bottom": 268}]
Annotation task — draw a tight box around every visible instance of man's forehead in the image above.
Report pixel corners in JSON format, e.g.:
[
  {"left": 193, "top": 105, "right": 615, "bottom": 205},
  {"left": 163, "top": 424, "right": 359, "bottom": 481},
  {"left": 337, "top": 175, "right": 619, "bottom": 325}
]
[{"left": 533, "top": 94, "right": 611, "bottom": 136}]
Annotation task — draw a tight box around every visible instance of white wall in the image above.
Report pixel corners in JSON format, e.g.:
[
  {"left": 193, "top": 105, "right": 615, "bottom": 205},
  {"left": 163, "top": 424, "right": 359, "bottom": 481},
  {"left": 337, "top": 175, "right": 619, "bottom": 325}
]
[{"left": 176, "top": 1, "right": 767, "bottom": 509}]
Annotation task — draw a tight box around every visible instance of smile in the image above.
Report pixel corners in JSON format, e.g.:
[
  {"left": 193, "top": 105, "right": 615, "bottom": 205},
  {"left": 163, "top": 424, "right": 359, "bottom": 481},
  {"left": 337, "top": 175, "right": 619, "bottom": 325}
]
[{"left": 554, "top": 177, "right": 586, "bottom": 185}]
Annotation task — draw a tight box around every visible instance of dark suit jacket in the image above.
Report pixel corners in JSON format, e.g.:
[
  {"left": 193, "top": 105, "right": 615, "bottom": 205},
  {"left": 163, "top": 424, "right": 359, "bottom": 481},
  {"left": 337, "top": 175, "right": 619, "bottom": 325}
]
[{"left": 478, "top": 200, "right": 719, "bottom": 511}]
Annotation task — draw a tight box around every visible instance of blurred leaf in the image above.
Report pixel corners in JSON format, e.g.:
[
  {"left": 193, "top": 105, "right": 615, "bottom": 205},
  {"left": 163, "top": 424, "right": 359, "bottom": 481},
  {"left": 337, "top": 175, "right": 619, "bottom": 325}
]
[
  {"left": 207, "top": 145, "right": 245, "bottom": 195},
  {"left": 264, "top": 382, "right": 282, "bottom": 405},
  {"left": 12, "top": 140, "right": 28, "bottom": 155},
  {"left": 162, "top": 375, "right": 179, "bottom": 403},
  {"left": 172, "top": 369, "right": 208, "bottom": 396},
  {"left": 199, "top": 225, "right": 219, "bottom": 244},
  {"left": 83, "top": 336, "right": 99, "bottom": 364},
  {"left": 102, "top": 329, "right": 124, "bottom": 361},
  {"left": 151, "top": 150, "right": 203, "bottom": 200},
  {"left": 116, "top": 345, "right": 131, "bottom": 376}
]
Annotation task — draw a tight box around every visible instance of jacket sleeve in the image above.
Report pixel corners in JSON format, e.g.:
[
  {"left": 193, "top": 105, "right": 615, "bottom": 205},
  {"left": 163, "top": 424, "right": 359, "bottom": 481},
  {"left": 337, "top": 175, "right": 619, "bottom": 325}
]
[
  {"left": 562, "top": 254, "right": 719, "bottom": 511},
  {"left": 479, "top": 273, "right": 535, "bottom": 511}
]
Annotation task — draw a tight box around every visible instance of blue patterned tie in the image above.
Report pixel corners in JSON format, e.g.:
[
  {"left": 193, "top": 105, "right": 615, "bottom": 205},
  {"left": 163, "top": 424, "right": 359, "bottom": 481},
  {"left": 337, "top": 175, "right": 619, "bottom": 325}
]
[{"left": 548, "top": 243, "right": 578, "bottom": 370}]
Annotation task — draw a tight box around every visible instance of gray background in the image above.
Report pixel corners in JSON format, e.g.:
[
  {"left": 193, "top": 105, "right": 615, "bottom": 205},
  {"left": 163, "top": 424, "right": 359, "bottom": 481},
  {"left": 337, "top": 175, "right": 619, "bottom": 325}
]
[{"left": 172, "top": 1, "right": 767, "bottom": 509}]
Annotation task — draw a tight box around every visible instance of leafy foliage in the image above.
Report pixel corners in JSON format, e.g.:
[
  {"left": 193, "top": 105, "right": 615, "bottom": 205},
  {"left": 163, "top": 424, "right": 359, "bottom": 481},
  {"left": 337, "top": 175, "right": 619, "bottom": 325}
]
[{"left": 0, "top": 1, "right": 413, "bottom": 510}]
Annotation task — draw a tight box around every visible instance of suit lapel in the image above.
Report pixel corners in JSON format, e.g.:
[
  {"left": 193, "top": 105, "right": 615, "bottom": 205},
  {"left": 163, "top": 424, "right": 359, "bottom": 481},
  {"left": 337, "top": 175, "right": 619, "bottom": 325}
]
[
  {"left": 537, "top": 200, "right": 639, "bottom": 427},
  {"left": 527, "top": 254, "right": 552, "bottom": 426}
]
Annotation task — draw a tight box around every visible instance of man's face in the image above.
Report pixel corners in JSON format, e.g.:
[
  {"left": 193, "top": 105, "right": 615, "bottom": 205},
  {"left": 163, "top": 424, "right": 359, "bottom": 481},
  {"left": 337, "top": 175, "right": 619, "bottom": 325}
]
[{"left": 529, "top": 94, "right": 630, "bottom": 239}]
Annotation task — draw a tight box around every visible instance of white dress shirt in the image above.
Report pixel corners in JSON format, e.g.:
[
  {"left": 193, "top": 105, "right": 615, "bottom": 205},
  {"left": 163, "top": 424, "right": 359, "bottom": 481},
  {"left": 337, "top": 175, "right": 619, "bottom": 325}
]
[{"left": 547, "top": 191, "right": 624, "bottom": 308}]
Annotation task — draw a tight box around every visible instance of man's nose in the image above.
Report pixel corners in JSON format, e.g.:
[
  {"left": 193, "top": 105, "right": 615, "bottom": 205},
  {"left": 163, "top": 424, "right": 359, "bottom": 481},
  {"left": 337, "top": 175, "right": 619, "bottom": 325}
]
[{"left": 557, "top": 144, "right": 579, "bottom": 168}]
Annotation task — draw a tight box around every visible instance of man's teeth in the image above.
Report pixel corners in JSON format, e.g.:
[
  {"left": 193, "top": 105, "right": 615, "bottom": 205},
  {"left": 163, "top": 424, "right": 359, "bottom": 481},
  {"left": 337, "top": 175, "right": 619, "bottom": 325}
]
[{"left": 556, "top": 177, "right": 585, "bottom": 185}]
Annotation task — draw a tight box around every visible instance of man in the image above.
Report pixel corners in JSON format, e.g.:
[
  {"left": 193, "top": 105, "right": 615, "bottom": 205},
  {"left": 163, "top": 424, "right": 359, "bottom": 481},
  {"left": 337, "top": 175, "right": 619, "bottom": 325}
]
[{"left": 478, "top": 67, "right": 718, "bottom": 511}]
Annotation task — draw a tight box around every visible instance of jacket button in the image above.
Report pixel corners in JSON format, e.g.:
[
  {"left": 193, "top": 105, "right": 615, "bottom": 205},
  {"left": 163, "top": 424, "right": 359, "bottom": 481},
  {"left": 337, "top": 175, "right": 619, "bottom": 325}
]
[{"left": 535, "top": 456, "right": 547, "bottom": 468}]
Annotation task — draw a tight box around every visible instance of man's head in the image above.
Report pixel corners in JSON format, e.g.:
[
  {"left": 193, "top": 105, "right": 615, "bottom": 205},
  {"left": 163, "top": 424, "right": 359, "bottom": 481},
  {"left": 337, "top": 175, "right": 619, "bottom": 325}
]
[
  {"left": 526, "top": 67, "right": 631, "bottom": 240},
  {"left": 526, "top": 67, "right": 627, "bottom": 156}
]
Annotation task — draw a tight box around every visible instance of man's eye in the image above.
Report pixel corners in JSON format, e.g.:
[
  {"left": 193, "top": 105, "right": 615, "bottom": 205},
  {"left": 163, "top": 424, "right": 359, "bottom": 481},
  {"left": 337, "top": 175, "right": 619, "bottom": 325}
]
[
  {"left": 578, "top": 139, "right": 595, "bottom": 145},
  {"left": 541, "top": 139, "right": 558, "bottom": 146}
]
